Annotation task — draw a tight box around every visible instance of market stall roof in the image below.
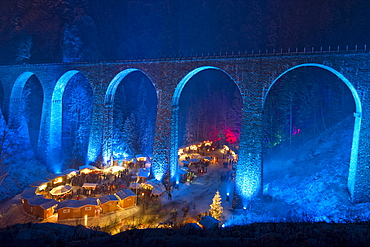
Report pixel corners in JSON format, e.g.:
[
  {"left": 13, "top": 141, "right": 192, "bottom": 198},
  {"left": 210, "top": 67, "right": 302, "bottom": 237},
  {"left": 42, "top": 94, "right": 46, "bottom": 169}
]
[
  {"left": 79, "top": 164, "right": 99, "bottom": 171},
  {"left": 50, "top": 184, "right": 73, "bottom": 196},
  {"left": 199, "top": 216, "right": 220, "bottom": 229},
  {"left": 29, "top": 179, "right": 49, "bottom": 187},
  {"left": 27, "top": 195, "right": 58, "bottom": 209},
  {"left": 62, "top": 169, "right": 78, "bottom": 175},
  {"left": 129, "top": 182, "right": 141, "bottom": 189},
  {"left": 178, "top": 169, "right": 187, "bottom": 175},
  {"left": 56, "top": 197, "right": 98, "bottom": 210},
  {"left": 189, "top": 158, "right": 200, "bottom": 163},
  {"left": 116, "top": 189, "right": 136, "bottom": 200},
  {"left": 135, "top": 154, "right": 147, "bottom": 158},
  {"left": 181, "top": 160, "right": 190, "bottom": 164},
  {"left": 145, "top": 181, "right": 156, "bottom": 187},
  {"left": 137, "top": 171, "right": 150, "bottom": 178},
  {"left": 122, "top": 155, "right": 134, "bottom": 160},
  {"left": 202, "top": 156, "right": 212, "bottom": 161},
  {"left": 183, "top": 223, "right": 202, "bottom": 230},
  {"left": 46, "top": 174, "right": 63, "bottom": 181},
  {"left": 21, "top": 187, "right": 38, "bottom": 199},
  {"left": 82, "top": 183, "right": 98, "bottom": 189},
  {"left": 98, "top": 195, "right": 118, "bottom": 204}
]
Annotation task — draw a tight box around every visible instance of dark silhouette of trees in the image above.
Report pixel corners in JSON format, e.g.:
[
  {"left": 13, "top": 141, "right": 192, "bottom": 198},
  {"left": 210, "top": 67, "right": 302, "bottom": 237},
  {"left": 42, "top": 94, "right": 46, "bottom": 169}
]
[{"left": 263, "top": 67, "right": 356, "bottom": 154}]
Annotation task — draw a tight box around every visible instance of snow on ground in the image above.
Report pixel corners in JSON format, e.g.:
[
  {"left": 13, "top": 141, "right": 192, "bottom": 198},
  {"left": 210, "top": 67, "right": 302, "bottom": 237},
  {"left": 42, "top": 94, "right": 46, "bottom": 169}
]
[
  {"left": 226, "top": 116, "right": 370, "bottom": 226},
  {"left": 2, "top": 116, "right": 370, "bottom": 232}
]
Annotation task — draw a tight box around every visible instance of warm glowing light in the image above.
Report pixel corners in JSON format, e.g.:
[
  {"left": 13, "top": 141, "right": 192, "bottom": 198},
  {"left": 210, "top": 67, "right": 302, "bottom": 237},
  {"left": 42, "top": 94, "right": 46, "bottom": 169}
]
[
  {"left": 38, "top": 184, "right": 47, "bottom": 191},
  {"left": 84, "top": 215, "right": 88, "bottom": 226},
  {"left": 190, "top": 145, "right": 198, "bottom": 151},
  {"left": 54, "top": 177, "right": 63, "bottom": 184},
  {"left": 204, "top": 141, "right": 212, "bottom": 146}
]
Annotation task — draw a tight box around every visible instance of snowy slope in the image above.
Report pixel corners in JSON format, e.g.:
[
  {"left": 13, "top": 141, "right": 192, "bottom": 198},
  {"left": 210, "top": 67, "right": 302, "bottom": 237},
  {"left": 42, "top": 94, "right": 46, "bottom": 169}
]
[{"left": 227, "top": 116, "right": 370, "bottom": 226}]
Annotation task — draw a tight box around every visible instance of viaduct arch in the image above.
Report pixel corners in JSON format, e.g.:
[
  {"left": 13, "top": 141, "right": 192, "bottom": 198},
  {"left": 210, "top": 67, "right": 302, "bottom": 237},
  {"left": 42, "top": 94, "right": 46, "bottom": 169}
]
[{"left": 0, "top": 51, "right": 369, "bottom": 203}]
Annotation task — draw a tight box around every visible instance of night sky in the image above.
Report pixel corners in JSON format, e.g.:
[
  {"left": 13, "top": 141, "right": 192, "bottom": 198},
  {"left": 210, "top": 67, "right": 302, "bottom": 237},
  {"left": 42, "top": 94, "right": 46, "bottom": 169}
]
[{"left": 0, "top": 0, "right": 369, "bottom": 64}]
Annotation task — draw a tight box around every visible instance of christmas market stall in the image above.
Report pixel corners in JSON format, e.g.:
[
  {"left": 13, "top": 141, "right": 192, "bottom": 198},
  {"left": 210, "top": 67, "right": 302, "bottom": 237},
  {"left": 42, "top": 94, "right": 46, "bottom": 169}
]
[
  {"left": 199, "top": 215, "right": 220, "bottom": 230},
  {"left": 56, "top": 197, "right": 100, "bottom": 220},
  {"left": 82, "top": 183, "right": 98, "bottom": 196},
  {"left": 115, "top": 189, "right": 136, "bottom": 209},
  {"left": 98, "top": 195, "right": 119, "bottom": 214},
  {"left": 79, "top": 164, "right": 100, "bottom": 174},
  {"left": 21, "top": 187, "right": 38, "bottom": 200},
  {"left": 50, "top": 184, "right": 73, "bottom": 200},
  {"left": 137, "top": 168, "right": 150, "bottom": 183},
  {"left": 62, "top": 169, "right": 78, "bottom": 184},
  {"left": 46, "top": 174, "right": 65, "bottom": 187},
  {"left": 29, "top": 179, "right": 51, "bottom": 195},
  {"left": 22, "top": 195, "right": 57, "bottom": 219}
]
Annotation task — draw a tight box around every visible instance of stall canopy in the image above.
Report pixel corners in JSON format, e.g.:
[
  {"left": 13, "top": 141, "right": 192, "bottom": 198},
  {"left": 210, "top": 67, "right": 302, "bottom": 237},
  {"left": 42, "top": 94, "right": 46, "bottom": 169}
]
[
  {"left": 137, "top": 171, "right": 150, "bottom": 178},
  {"left": 178, "top": 169, "right": 188, "bottom": 175},
  {"left": 130, "top": 183, "right": 141, "bottom": 189},
  {"left": 79, "top": 164, "right": 99, "bottom": 171},
  {"left": 62, "top": 169, "right": 78, "bottom": 175},
  {"left": 181, "top": 160, "right": 190, "bottom": 164},
  {"left": 82, "top": 183, "right": 98, "bottom": 189},
  {"left": 50, "top": 184, "right": 72, "bottom": 196},
  {"left": 189, "top": 158, "right": 200, "bottom": 163}
]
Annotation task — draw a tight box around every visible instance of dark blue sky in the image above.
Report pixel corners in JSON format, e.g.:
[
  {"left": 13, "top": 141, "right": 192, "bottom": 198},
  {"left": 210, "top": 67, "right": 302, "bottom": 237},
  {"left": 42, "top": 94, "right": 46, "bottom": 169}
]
[{"left": 0, "top": 0, "right": 369, "bottom": 64}]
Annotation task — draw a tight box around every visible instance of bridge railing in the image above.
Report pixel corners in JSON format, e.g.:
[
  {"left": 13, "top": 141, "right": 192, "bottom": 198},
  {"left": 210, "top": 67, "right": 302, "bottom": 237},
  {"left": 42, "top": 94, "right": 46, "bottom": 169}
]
[
  {"left": 0, "top": 45, "right": 368, "bottom": 67},
  {"left": 133, "top": 44, "right": 368, "bottom": 63}
]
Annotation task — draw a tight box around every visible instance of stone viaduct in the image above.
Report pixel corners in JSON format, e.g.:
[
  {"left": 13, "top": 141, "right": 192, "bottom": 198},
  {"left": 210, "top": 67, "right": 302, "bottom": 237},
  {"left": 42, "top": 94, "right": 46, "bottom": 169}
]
[{"left": 0, "top": 51, "right": 369, "bottom": 205}]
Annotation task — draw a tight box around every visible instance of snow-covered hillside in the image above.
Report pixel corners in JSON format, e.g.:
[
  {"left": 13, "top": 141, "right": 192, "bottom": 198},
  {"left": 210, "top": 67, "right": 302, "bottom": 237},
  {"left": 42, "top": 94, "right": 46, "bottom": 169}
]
[{"left": 227, "top": 116, "right": 370, "bottom": 226}]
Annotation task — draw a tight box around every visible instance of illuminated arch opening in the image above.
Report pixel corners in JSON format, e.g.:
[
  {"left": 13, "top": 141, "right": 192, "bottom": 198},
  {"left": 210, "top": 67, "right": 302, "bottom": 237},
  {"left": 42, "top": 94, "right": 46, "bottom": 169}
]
[
  {"left": 10, "top": 72, "right": 44, "bottom": 156},
  {"left": 263, "top": 63, "right": 361, "bottom": 200},
  {"left": 50, "top": 70, "right": 93, "bottom": 173},
  {"left": 171, "top": 66, "right": 241, "bottom": 182},
  {"left": 104, "top": 69, "right": 157, "bottom": 168}
]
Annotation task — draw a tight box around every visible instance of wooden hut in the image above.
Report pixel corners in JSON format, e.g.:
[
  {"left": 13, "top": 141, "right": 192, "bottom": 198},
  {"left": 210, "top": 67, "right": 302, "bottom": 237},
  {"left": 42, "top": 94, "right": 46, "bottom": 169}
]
[
  {"left": 115, "top": 189, "right": 136, "bottom": 209},
  {"left": 199, "top": 216, "right": 220, "bottom": 230},
  {"left": 46, "top": 174, "right": 65, "bottom": 187},
  {"left": 99, "top": 195, "right": 119, "bottom": 214},
  {"left": 29, "top": 179, "right": 50, "bottom": 193},
  {"left": 56, "top": 197, "right": 100, "bottom": 220},
  {"left": 22, "top": 195, "right": 58, "bottom": 219},
  {"left": 79, "top": 197, "right": 100, "bottom": 217},
  {"left": 21, "top": 187, "right": 38, "bottom": 199},
  {"left": 56, "top": 200, "right": 81, "bottom": 220}
]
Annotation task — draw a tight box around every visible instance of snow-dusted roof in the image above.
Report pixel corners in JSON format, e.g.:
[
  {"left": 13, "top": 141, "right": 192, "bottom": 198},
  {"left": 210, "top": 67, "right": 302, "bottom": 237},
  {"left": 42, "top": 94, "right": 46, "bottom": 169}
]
[
  {"left": 29, "top": 179, "right": 49, "bottom": 187},
  {"left": 115, "top": 189, "right": 136, "bottom": 200},
  {"left": 21, "top": 187, "right": 37, "bottom": 199},
  {"left": 46, "top": 174, "right": 63, "bottom": 180},
  {"left": 99, "top": 195, "right": 119, "bottom": 204},
  {"left": 62, "top": 169, "right": 78, "bottom": 175},
  {"left": 27, "top": 195, "right": 58, "bottom": 209},
  {"left": 199, "top": 216, "right": 220, "bottom": 229},
  {"left": 56, "top": 197, "right": 98, "bottom": 210}
]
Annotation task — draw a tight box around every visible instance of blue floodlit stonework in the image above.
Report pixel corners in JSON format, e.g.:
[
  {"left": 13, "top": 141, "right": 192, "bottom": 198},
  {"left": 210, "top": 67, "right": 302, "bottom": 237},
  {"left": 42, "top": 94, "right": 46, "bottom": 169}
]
[{"left": 1, "top": 51, "right": 369, "bottom": 203}]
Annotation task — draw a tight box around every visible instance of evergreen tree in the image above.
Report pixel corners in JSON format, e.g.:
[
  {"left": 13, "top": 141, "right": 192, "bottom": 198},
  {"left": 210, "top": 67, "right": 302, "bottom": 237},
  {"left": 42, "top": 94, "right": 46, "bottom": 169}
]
[
  {"left": 209, "top": 190, "right": 223, "bottom": 220},
  {"left": 124, "top": 113, "right": 139, "bottom": 155}
]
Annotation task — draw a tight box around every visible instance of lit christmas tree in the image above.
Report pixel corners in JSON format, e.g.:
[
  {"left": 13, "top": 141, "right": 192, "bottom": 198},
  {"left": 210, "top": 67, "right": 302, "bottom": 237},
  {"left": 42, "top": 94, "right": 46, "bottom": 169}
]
[{"left": 209, "top": 190, "right": 223, "bottom": 220}]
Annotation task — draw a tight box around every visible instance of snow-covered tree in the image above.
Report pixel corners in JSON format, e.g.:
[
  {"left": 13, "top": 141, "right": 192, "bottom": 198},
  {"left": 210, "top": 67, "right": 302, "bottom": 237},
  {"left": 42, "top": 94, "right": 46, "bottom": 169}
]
[
  {"left": 124, "top": 113, "right": 139, "bottom": 155},
  {"left": 62, "top": 75, "right": 93, "bottom": 166},
  {"left": 15, "top": 35, "right": 32, "bottom": 64},
  {"left": 209, "top": 190, "right": 223, "bottom": 220}
]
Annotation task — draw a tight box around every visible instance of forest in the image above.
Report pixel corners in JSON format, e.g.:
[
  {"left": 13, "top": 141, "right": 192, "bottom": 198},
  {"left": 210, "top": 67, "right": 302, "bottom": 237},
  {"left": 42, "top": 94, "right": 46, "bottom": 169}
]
[
  {"left": 0, "top": 0, "right": 369, "bottom": 65},
  {"left": 263, "top": 66, "right": 355, "bottom": 155}
]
